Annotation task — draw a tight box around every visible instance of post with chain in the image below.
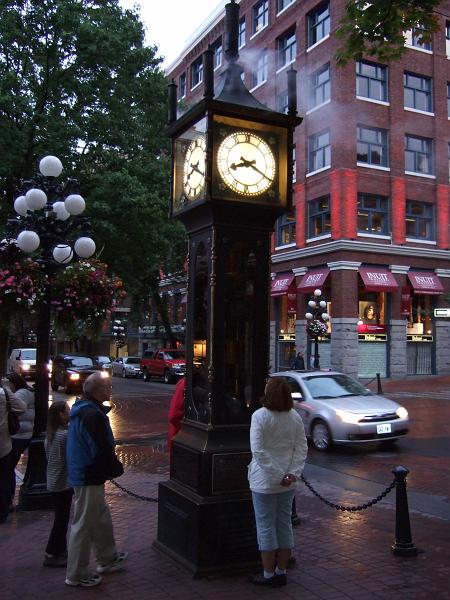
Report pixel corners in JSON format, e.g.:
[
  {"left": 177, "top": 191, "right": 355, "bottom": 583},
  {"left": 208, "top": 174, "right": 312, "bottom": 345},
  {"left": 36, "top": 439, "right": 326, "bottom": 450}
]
[
  {"left": 376, "top": 372, "right": 383, "bottom": 395},
  {"left": 391, "top": 465, "right": 418, "bottom": 556}
]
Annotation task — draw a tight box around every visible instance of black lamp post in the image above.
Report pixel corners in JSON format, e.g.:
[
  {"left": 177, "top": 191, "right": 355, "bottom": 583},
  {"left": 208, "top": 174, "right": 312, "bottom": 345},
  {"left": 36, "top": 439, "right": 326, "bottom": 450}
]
[
  {"left": 6, "top": 155, "right": 95, "bottom": 510},
  {"left": 305, "top": 289, "right": 329, "bottom": 370},
  {"left": 112, "top": 318, "right": 126, "bottom": 358}
]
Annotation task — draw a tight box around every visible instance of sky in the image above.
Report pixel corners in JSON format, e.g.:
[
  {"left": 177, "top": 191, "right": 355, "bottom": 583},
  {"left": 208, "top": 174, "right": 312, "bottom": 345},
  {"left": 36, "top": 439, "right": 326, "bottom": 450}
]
[{"left": 118, "top": 0, "right": 225, "bottom": 69}]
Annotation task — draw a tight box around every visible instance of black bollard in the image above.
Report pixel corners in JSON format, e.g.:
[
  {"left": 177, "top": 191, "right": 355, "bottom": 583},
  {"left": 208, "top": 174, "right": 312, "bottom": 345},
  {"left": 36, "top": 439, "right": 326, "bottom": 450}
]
[
  {"left": 391, "top": 465, "right": 418, "bottom": 556},
  {"left": 376, "top": 372, "right": 383, "bottom": 395}
]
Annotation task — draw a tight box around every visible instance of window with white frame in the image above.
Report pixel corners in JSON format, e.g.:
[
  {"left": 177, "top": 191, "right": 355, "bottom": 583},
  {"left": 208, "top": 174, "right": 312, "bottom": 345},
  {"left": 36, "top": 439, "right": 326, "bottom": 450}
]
[
  {"left": 211, "top": 38, "right": 222, "bottom": 70},
  {"left": 191, "top": 57, "right": 203, "bottom": 89},
  {"left": 310, "top": 63, "right": 330, "bottom": 108},
  {"left": 405, "top": 26, "right": 432, "bottom": 51},
  {"left": 446, "top": 21, "right": 450, "bottom": 57},
  {"left": 308, "top": 196, "right": 331, "bottom": 237},
  {"left": 404, "top": 72, "right": 432, "bottom": 112},
  {"left": 277, "top": 89, "right": 289, "bottom": 113},
  {"left": 253, "top": 0, "right": 269, "bottom": 35},
  {"left": 308, "top": 129, "right": 330, "bottom": 173},
  {"left": 356, "top": 60, "right": 388, "bottom": 102},
  {"left": 277, "top": 213, "right": 296, "bottom": 245},
  {"left": 405, "top": 135, "right": 434, "bottom": 175},
  {"left": 405, "top": 201, "right": 434, "bottom": 239},
  {"left": 358, "top": 194, "right": 389, "bottom": 235},
  {"left": 308, "top": 2, "right": 330, "bottom": 48},
  {"left": 292, "top": 145, "right": 296, "bottom": 182},
  {"left": 251, "top": 49, "right": 268, "bottom": 88},
  {"left": 238, "top": 17, "right": 246, "bottom": 48},
  {"left": 277, "top": 28, "right": 296, "bottom": 69},
  {"left": 357, "top": 125, "right": 389, "bottom": 167},
  {"left": 277, "top": 0, "right": 295, "bottom": 13},
  {"left": 178, "top": 73, "right": 186, "bottom": 99}
]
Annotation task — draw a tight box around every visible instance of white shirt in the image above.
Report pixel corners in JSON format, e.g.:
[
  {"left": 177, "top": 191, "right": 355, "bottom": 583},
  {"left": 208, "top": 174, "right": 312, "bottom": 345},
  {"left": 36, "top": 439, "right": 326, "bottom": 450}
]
[{"left": 248, "top": 407, "right": 308, "bottom": 494}]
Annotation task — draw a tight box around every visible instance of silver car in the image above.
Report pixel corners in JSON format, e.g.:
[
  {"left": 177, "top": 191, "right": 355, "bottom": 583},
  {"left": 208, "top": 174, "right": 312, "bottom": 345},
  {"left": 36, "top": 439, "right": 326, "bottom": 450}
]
[
  {"left": 111, "top": 356, "right": 142, "bottom": 378},
  {"left": 270, "top": 370, "right": 409, "bottom": 451}
]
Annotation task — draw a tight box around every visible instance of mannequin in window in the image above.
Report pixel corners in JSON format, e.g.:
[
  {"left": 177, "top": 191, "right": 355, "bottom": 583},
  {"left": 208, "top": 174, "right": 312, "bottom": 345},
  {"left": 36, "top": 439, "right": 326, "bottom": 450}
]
[{"left": 363, "top": 304, "right": 377, "bottom": 324}]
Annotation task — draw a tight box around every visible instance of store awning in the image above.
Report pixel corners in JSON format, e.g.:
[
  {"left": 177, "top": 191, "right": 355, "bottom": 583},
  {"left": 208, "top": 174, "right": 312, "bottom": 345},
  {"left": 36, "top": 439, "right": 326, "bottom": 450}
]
[
  {"left": 407, "top": 271, "right": 443, "bottom": 295},
  {"left": 297, "top": 268, "right": 330, "bottom": 293},
  {"left": 271, "top": 273, "right": 295, "bottom": 296},
  {"left": 359, "top": 266, "right": 399, "bottom": 292}
]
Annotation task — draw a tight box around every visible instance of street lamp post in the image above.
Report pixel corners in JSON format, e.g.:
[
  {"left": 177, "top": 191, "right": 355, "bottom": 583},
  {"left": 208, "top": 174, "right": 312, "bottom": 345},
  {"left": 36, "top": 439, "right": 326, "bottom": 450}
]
[
  {"left": 6, "top": 155, "right": 95, "bottom": 510},
  {"left": 305, "top": 289, "right": 330, "bottom": 370}
]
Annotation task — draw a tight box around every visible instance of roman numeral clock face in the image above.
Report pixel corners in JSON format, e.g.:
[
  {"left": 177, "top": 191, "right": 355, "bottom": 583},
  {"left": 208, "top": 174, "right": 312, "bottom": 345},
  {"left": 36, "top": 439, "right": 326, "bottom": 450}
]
[
  {"left": 217, "top": 131, "right": 276, "bottom": 196},
  {"left": 183, "top": 137, "right": 206, "bottom": 200}
]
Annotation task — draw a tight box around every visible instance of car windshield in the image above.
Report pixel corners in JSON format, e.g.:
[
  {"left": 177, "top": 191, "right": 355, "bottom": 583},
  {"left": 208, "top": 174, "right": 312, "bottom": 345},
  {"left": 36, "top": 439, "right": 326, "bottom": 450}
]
[
  {"left": 96, "top": 356, "right": 110, "bottom": 363},
  {"left": 164, "top": 351, "right": 185, "bottom": 360},
  {"left": 302, "top": 374, "right": 372, "bottom": 399},
  {"left": 21, "top": 350, "right": 36, "bottom": 359},
  {"left": 66, "top": 357, "right": 94, "bottom": 367},
  {"left": 126, "top": 357, "right": 140, "bottom": 364}
]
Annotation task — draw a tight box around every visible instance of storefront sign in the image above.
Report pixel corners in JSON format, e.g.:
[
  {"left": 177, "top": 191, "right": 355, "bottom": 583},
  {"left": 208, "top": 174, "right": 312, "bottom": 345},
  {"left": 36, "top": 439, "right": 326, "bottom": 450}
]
[
  {"left": 278, "top": 333, "right": 295, "bottom": 342},
  {"left": 271, "top": 273, "right": 295, "bottom": 296},
  {"left": 401, "top": 286, "right": 410, "bottom": 316},
  {"left": 287, "top": 290, "right": 297, "bottom": 314},
  {"left": 357, "top": 323, "right": 386, "bottom": 334},
  {"left": 359, "top": 267, "right": 399, "bottom": 292},
  {"left": 434, "top": 308, "right": 450, "bottom": 318},
  {"left": 407, "top": 272, "right": 444, "bottom": 295},
  {"left": 407, "top": 334, "right": 433, "bottom": 342},
  {"left": 358, "top": 334, "right": 387, "bottom": 342},
  {"left": 297, "top": 267, "right": 330, "bottom": 293}
]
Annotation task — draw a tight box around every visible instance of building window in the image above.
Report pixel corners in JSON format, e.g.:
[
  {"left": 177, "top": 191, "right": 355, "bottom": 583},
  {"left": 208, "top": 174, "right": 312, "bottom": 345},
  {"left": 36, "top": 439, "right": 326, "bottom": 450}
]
[
  {"left": 357, "top": 125, "right": 388, "bottom": 167},
  {"left": 251, "top": 49, "right": 268, "bottom": 88},
  {"left": 447, "top": 83, "right": 450, "bottom": 118},
  {"left": 277, "top": 0, "right": 294, "bottom": 13},
  {"left": 277, "top": 89, "right": 288, "bottom": 113},
  {"left": 292, "top": 145, "right": 296, "bottom": 182},
  {"left": 405, "top": 26, "right": 432, "bottom": 51},
  {"left": 356, "top": 60, "right": 388, "bottom": 102},
  {"left": 277, "top": 213, "right": 296, "bottom": 245},
  {"left": 178, "top": 73, "right": 186, "bottom": 99},
  {"left": 446, "top": 21, "right": 450, "bottom": 57},
  {"left": 211, "top": 38, "right": 222, "bottom": 70},
  {"left": 405, "top": 201, "right": 434, "bottom": 239},
  {"left": 357, "top": 194, "right": 389, "bottom": 234},
  {"left": 308, "top": 196, "right": 331, "bottom": 237},
  {"left": 191, "top": 57, "right": 203, "bottom": 89},
  {"left": 404, "top": 72, "right": 432, "bottom": 112},
  {"left": 308, "top": 129, "right": 330, "bottom": 173},
  {"left": 310, "top": 63, "right": 330, "bottom": 108},
  {"left": 253, "top": 0, "right": 269, "bottom": 35},
  {"left": 238, "top": 17, "right": 246, "bottom": 48},
  {"left": 277, "top": 28, "right": 296, "bottom": 69},
  {"left": 308, "top": 2, "right": 330, "bottom": 48},
  {"left": 405, "top": 135, "right": 433, "bottom": 175}
]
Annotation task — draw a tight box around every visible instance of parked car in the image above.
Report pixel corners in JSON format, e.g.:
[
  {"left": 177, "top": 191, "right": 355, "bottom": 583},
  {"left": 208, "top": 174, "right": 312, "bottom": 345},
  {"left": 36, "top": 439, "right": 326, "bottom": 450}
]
[
  {"left": 50, "top": 353, "right": 107, "bottom": 394},
  {"left": 94, "top": 355, "right": 113, "bottom": 375},
  {"left": 140, "top": 348, "right": 185, "bottom": 383},
  {"left": 270, "top": 370, "right": 409, "bottom": 451},
  {"left": 111, "top": 356, "right": 142, "bottom": 378},
  {"left": 7, "top": 348, "right": 36, "bottom": 380}
]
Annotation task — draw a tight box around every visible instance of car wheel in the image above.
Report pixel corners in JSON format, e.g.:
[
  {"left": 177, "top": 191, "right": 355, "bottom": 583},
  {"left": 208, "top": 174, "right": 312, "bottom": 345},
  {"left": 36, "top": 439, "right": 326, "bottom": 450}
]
[
  {"left": 163, "top": 369, "right": 172, "bottom": 384},
  {"left": 143, "top": 368, "right": 151, "bottom": 382},
  {"left": 380, "top": 438, "right": 398, "bottom": 449},
  {"left": 122, "top": 369, "right": 127, "bottom": 379},
  {"left": 311, "top": 420, "right": 332, "bottom": 452},
  {"left": 51, "top": 378, "right": 59, "bottom": 392}
]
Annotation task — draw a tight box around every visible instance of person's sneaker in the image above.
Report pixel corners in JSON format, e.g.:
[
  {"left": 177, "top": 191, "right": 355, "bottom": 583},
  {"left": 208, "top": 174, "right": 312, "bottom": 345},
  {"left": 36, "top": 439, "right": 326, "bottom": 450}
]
[
  {"left": 65, "top": 574, "right": 102, "bottom": 587},
  {"left": 248, "top": 573, "right": 277, "bottom": 586},
  {"left": 96, "top": 551, "right": 128, "bottom": 573}
]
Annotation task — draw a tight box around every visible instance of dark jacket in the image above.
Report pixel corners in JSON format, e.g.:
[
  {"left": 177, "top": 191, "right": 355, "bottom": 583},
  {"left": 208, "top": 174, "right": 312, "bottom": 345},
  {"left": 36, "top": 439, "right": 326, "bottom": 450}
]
[{"left": 67, "top": 395, "right": 123, "bottom": 486}]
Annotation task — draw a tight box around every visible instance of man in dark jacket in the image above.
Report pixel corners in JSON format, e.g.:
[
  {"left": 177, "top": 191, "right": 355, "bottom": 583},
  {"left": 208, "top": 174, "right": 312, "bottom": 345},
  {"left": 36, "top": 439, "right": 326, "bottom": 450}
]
[{"left": 65, "top": 372, "right": 127, "bottom": 587}]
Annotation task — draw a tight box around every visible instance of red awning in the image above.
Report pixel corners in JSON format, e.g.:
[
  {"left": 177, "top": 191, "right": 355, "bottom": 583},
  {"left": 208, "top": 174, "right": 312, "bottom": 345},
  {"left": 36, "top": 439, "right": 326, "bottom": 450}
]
[
  {"left": 407, "top": 271, "right": 443, "bottom": 295},
  {"left": 297, "top": 268, "right": 330, "bottom": 293},
  {"left": 271, "top": 274, "right": 295, "bottom": 296},
  {"left": 359, "top": 267, "right": 399, "bottom": 292}
]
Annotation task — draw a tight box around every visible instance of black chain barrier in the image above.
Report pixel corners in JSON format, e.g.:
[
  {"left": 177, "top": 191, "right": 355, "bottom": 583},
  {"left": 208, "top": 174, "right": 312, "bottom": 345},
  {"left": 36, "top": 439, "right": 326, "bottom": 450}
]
[
  {"left": 300, "top": 474, "right": 395, "bottom": 512},
  {"left": 109, "top": 478, "right": 158, "bottom": 503}
]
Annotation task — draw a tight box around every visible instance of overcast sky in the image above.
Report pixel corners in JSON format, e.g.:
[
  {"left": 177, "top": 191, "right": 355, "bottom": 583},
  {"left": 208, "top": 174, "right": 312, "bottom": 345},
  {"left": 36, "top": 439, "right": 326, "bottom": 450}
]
[{"left": 118, "top": 0, "right": 224, "bottom": 69}]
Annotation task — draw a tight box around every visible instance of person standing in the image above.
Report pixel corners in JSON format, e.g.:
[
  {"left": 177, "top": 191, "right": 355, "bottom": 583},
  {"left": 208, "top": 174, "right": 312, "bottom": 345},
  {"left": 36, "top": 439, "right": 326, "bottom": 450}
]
[
  {"left": 248, "top": 377, "right": 307, "bottom": 587},
  {"left": 6, "top": 372, "right": 35, "bottom": 509},
  {"left": 65, "top": 372, "right": 127, "bottom": 587},
  {"left": 44, "top": 401, "right": 73, "bottom": 567},
  {"left": 292, "top": 350, "right": 305, "bottom": 371},
  {"left": 0, "top": 385, "right": 26, "bottom": 523}
]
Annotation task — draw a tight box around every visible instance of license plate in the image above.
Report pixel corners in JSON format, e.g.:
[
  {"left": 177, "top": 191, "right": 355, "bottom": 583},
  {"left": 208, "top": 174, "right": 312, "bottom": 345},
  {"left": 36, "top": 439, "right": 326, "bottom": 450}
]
[{"left": 377, "top": 423, "right": 392, "bottom": 434}]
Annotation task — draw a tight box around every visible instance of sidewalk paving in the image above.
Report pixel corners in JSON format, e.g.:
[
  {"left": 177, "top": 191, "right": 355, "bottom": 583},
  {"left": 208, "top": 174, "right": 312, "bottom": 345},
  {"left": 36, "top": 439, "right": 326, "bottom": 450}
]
[{"left": 1, "top": 375, "right": 450, "bottom": 599}]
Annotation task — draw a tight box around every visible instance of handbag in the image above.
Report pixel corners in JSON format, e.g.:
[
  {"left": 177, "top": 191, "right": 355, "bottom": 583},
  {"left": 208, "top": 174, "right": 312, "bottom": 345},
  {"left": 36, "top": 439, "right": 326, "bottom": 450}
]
[{"left": 2, "top": 386, "right": 20, "bottom": 436}]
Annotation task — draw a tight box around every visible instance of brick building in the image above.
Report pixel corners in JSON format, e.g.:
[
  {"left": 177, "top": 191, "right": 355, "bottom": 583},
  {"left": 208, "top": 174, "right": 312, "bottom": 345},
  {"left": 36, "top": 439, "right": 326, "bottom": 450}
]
[{"left": 166, "top": 0, "right": 450, "bottom": 377}]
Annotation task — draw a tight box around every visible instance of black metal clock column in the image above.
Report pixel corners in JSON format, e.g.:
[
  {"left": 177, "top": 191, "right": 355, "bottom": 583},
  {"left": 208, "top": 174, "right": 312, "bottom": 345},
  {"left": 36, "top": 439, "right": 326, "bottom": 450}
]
[{"left": 154, "top": 0, "right": 302, "bottom": 576}]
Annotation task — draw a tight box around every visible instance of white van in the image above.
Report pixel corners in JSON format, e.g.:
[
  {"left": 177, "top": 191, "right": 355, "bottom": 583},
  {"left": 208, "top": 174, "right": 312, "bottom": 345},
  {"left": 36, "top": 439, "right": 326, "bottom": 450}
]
[{"left": 7, "top": 348, "right": 37, "bottom": 380}]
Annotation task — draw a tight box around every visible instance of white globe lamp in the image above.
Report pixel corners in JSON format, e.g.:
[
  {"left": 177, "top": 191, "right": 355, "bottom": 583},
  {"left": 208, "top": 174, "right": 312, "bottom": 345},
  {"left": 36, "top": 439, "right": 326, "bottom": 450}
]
[
  {"left": 53, "top": 244, "right": 73, "bottom": 264},
  {"left": 308, "top": 300, "right": 316, "bottom": 308},
  {"left": 74, "top": 237, "right": 95, "bottom": 258},
  {"left": 52, "top": 201, "right": 70, "bottom": 221},
  {"left": 14, "top": 196, "right": 28, "bottom": 216},
  {"left": 25, "top": 188, "right": 47, "bottom": 210},
  {"left": 314, "top": 289, "right": 322, "bottom": 297},
  {"left": 322, "top": 313, "right": 330, "bottom": 321},
  {"left": 17, "top": 230, "right": 40, "bottom": 253},
  {"left": 65, "top": 194, "right": 85, "bottom": 215},
  {"left": 305, "top": 312, "right": 313, "bottom": 320},
  {"left": 39, "top": 156, "right": 63, "bottom": 178},
  {"left": 319, "top": 300, "right": 327, "bottom": 308}
]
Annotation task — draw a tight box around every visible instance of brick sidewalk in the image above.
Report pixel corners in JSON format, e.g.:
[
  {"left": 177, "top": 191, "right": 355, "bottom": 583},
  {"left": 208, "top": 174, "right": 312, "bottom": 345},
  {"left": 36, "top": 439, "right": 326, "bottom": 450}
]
[{"left": 1, "top": 468, "right": 449, "bottom": 600}]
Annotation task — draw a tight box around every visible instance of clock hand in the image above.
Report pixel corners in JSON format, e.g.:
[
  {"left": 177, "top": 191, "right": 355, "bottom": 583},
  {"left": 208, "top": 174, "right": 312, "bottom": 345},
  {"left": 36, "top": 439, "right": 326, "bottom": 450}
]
[
  {"left": 191, "top": 163, "right": 205, "bottom": 177},
  {"left": 230, "top": 157, "right": 256, "bottom": 170},
  {"left": 248, "top": 163, "right": 273, "bottom": 182}
]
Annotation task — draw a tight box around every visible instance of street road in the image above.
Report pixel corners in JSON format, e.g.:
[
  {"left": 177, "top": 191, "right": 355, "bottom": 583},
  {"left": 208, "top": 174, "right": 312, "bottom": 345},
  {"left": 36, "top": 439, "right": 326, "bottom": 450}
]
[{"left": 54, "top": 375, "right": 450, "bottom": 518}]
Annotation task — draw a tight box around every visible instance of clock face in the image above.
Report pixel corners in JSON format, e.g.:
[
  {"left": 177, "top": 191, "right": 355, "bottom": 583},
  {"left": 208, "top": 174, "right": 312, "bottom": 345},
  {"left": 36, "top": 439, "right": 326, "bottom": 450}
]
[
  {"left": 183, "top": 137, "right": 206, "bottom": 200},
  {"left": 217, "top": 131, "right": 276, "bottom": 196}
]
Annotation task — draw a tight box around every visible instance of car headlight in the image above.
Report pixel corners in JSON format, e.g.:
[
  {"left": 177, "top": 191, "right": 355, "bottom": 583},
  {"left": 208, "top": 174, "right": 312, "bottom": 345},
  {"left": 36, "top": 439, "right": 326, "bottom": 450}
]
[
  {"left": 396, "top": 407, "right": 408, "bottom": 419},
  {"left": 69, "top": 373, "right": 80, "bottom": 381},
  {"left": 335, "top": 410, "right": 362, "bottom": 424},
  {"left": 100, "top": 370, "right": 110, "bottom": 379},
  {"left": 173, "top": 364, "right": 183, "bottom": 370},
  {"left": 21, "top": 364, "right": 30, "bottom": 371}
]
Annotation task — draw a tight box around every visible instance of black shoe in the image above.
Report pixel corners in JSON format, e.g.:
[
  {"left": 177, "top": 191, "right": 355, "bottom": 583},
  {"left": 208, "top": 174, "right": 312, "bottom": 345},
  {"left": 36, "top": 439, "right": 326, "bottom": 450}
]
[
  {"left": 287, "top": 555, "right": 296, "bottom": 567},
  {"left": 291, "top": 515, "right": 301, "bottom": 526},
  {"left": 249, "top": 574, "right": 277, "bottom": 587},
  {"left": 43, "top": 553, "right": 67, "bottom": 567},
  {"left": 274, "top": 573, "right": 287, "bottom": 586}
]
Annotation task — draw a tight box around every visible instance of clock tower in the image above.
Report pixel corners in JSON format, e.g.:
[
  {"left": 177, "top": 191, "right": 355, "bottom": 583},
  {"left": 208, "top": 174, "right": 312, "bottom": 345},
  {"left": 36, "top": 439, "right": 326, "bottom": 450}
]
[{"left": 155, "top": 0, "right": 302, "bottom": 576}]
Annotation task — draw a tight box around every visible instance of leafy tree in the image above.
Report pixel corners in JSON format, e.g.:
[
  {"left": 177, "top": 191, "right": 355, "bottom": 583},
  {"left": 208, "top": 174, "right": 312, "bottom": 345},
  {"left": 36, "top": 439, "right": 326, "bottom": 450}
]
[
  {"left": 0, "top": 0, "right": 186, "bottom": 326},
  {"left": 336, "top": 1, "right": 442, "bottom": 65}
]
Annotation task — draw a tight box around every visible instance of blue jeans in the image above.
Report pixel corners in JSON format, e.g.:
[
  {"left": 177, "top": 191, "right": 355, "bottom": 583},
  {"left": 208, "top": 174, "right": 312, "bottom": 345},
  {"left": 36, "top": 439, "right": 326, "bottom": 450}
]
[{"left": 251, "top": 489, "right": 295, "bottom": 551}]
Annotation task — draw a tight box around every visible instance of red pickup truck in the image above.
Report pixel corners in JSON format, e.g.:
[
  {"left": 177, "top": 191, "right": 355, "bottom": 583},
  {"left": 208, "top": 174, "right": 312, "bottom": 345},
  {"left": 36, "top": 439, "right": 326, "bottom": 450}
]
[{"left": 140, "top": 349, "right": 186, "bottom": 384}]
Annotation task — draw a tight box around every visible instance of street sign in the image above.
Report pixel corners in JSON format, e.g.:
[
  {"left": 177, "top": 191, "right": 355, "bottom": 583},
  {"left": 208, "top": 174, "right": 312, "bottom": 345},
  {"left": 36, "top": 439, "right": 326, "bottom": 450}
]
[{"left": 434, "top": 308, "right": 450, "bottom": 318}]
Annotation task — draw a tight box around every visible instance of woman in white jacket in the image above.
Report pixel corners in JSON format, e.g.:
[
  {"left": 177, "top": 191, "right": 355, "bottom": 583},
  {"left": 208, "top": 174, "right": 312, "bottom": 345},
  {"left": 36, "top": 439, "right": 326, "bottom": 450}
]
[{"left": 248, "top": 377, "right": 308, "bottom": 587}]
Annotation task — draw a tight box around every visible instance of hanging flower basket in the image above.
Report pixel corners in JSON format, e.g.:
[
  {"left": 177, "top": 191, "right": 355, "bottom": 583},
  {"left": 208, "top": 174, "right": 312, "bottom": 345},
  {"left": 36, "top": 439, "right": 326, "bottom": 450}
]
[
  {"left": 0, "top": 244, "right": 46, "bottom": 314},
  {"left": 306, "top": 319, "right": 328, "bottom": 338}
]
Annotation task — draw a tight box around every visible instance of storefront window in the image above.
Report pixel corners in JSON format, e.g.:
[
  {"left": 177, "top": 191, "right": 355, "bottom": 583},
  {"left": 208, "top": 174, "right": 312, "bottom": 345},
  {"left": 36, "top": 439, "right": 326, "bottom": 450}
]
[
  {"left": 357, "top": 294, "right": 386, "bottom": 334},
  {"left": 407, "top": 294, "right": 433, "bottom": 336}
]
